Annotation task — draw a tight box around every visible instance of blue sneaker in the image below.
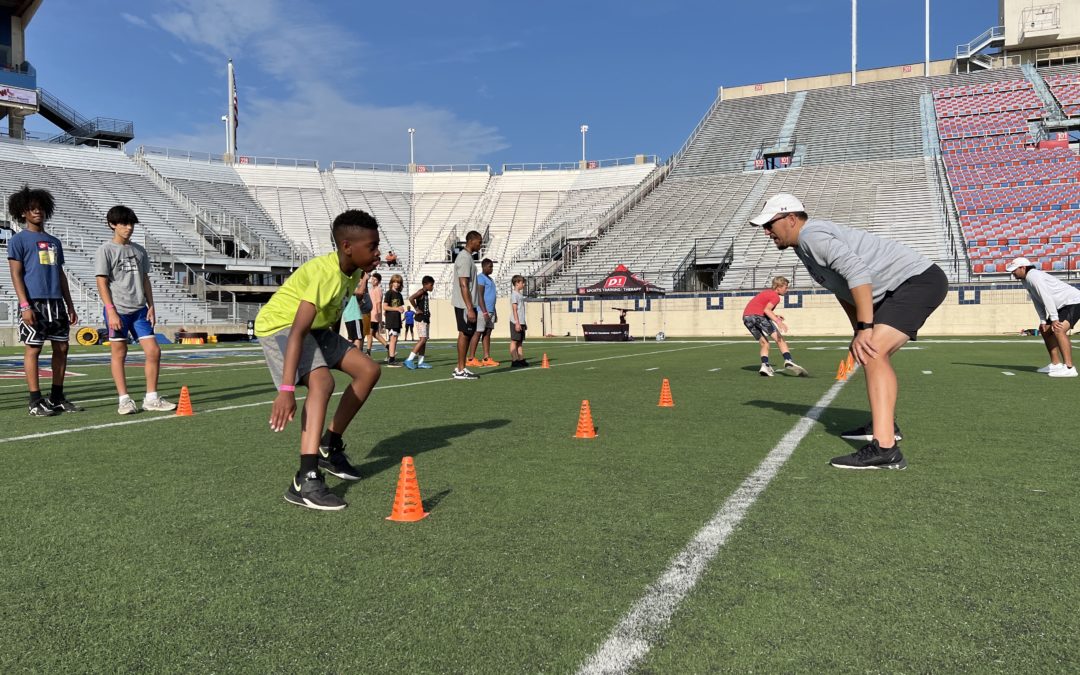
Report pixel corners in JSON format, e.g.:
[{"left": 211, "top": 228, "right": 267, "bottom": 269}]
[
  {"left": 404, "top": 359, "right": 417, "bottom": 370},
  {"left": 417, "top": 362, "right": 433, "bottom": 369}
]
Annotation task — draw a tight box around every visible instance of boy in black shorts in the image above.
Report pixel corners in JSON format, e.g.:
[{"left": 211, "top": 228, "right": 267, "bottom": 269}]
[
  {"left": 382, "top": 273, "right": 405, "bottom": 367},
  {"left": 404, "top": 275, "right": 435, "bottom": 370},
  {"left": 255, "top": 210, "right": 382, "bottom": 511},
  {"left": 6, "top": 186, "right": 81, "bottom": 416},
  {"left": 752, "top": 193, "right": 947, "bottom": 470}
]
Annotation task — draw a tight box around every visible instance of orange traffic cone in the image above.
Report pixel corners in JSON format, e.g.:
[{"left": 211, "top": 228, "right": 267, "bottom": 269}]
[
  {"left": 658, "top": 378, "right": 675, "bottom": 407},
  {"left": 541, "top": 353, "right": 550, "bottom": 369},
  {"left": 386, "top": 457, "right": 429, "bottom": 522},
  {"left": 835, "top": 360, "right": 849, "bottom": 382},
  {"left": 846, "top": 353, "right": 856, "bottom": 371},
  {"left": 175, "top": 385, "right": 194, "bottom": 416},
  {"left": 574, "top": 400, "right": 597, "bottom": 439}
]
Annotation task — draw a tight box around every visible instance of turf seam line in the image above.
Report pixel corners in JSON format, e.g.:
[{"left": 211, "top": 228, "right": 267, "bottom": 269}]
[{"left": 576, "top": 377, "right": 848, "bottom": 675}]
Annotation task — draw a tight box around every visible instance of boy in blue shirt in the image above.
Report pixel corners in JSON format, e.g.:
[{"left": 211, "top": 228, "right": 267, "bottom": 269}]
[
  {"left": 6, "top": 186, "right": 81, "bottom": 416},
  {"left": 467, "top": 258, "right": 498, "bottom": 367}
]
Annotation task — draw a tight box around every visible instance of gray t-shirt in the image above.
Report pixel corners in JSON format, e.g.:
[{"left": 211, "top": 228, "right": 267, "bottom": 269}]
[
  {"left": 510, "top": 289, "right": 526, "bottom": 326},
  {"left": 451, "top": 248, "right": 477, "bottom": 309},
  {"left": 95, "top": 240, "right": 151, "bottom": 314},
  {"left": 1021, "top": 268, "right": 1080, "bottom": 322},
  {"left": 793, "top": 219, "right": 932, "bottom": 304}
]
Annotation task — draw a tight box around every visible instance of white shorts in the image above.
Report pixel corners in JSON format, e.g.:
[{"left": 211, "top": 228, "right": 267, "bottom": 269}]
[{"left": 416, "top": 322, "right": 429, "bottom": 339}]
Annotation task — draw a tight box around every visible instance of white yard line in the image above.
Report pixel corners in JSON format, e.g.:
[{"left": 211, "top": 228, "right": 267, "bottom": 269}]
[
  {"left": 577, "top": 378, "right": 848, "bottom": 675},
  {"left": 0, "top": 343, "right": 721, "bottom": 445},
  {"left": 1002, "top": 371, "right": 1015, "bottom": 376}
]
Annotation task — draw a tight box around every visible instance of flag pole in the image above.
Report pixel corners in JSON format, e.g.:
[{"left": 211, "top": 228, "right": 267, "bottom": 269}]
[{"left": 227, "top": 59, "right": 237, "bottom": 163}]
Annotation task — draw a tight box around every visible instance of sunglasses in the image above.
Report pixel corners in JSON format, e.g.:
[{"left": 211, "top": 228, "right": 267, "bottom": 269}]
[{"left": 762, "top": 213, "right": 790, "bottom": 231}]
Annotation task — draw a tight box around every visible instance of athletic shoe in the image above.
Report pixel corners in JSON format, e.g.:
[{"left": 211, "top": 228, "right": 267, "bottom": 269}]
[
  {"left": 1048, "top": 366, "right": 1078, "bottom": 378},
  {"left": 830, "top": 440, "right": 907, "bottom": 470},
  {"left": 45, "top": 397, "right": 83, "bottom": 413},
  {"left": 28, "top": 400, "right": 59, "bottom": 417},
  {"left": 1037, "top": 363, "right": 1064, "bottom": 374},
  {"left": 318, "top": 443, "right": 363, "bottom": 481},
  {"left": 385, "top": 359, "right": 403, "bottom": 368},
  {"left": 416, "top": 362, "right": 433, "bottom": 369},
  {"left": 466, "top": 358, "right": 483, "bottom": 368},
  {"left": 759, "top": 363, "right": 775, "bottom": 377},
  {"left": 453, "top": 368, "right": 479, "bottom": 380},
  {"left": 519, "top": 360, "right": 530, "bottom": 368},
  {"left": 510, "top": 360, "right": 524, "bottom": 368},
  {"left": 142, "top": 397, "right": 177, "bottom": 412},
  {"left": 481, "top": 357, "right": 500, "bottom": 367},
  {"left": 117, "top": 399, "right": 138, "bottom": 415},
  {"left": 840, "top": 420, "right": 903, "bottom": 442},
  {"left": 404, "top": 359, "right": 418, "bottom": 370},
  {"left": 283, "top": 470, "right": 347, "bottom": 511},
  {"left": 784, "top": 360, "right": 808, "bottom": 377}
]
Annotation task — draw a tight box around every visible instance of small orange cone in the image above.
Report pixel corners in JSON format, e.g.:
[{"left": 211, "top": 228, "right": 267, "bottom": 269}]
[
  {"left": 835, "top": 360, "right": 849, "bottom": 382},
  {"left": 846, "top": 353, "right": 856, "bottom": 371},
  {"left": 175, "top": 385, "right": 194, "bottom": 416},
  {"left": 386, "top": 456, "right": 429, "bottom": 522},
  {"left": 541, "top": 353, "right": 550, "bottom": 369},
  {"left": 574, "top": 400, "right": 597, "bottom": 439},
  {"left": 658, "top": 378, "right": 675, "bottom": 407}
]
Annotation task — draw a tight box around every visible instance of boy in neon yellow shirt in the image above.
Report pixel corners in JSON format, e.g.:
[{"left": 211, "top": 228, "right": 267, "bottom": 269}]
[{"left": 255, "top": 210, "right": 382, "bottom": 511}]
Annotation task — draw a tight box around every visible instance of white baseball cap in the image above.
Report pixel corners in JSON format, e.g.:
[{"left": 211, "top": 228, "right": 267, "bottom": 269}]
[
  {"left": 749, "top": 193, "right": 806, "bottom": 226},
  {"left": 1005, "top": 257, "right": 1033, "bottom": 272}
]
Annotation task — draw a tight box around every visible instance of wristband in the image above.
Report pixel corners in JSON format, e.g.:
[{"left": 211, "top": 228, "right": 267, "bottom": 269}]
[
  {"left": 278, "top": 384, "right": 296, "bottom": 392},
  {"left": 105, "top": 304, "right": 115, "bottom": 310},
  {"left": 19, "top": 303, "right": 30, "bottom": 311},
  {"left": 855, "top": 321, "right": 875, "bottom": 332}
]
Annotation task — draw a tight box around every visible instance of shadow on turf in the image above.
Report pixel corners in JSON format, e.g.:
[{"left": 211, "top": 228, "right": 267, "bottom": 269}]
[
  {"left": 743, "top": 399, "right": 870, "bottom": 440},
  {"left": 954, "top": 362, "right": 1040, "bottom": 373},
  {"left": 347, "top": 419, "right": 511, "bottom": 487}
]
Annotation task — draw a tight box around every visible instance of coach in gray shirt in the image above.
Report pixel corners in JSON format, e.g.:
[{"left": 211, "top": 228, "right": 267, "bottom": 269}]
[
  {"left": 751, "top": 193, "right": 948, "bottom": 470},
  {"left": 451, "top": 230, "right": 483, "bottom": 380},
  {"left": 1007, "top": 256, "right": 1080, "bottom": 378}
]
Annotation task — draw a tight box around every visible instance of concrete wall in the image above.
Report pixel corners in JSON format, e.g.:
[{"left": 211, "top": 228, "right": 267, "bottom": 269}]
[
  {"left": 720, "top": 60, "right": 955, "bottom": 101},
  {"left": 1003, "top": 0, "right": 1080, "bottom": 49}
]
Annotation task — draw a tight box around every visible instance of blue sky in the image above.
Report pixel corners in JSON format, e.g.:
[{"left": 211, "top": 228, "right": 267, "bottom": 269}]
[{"left": 21, "top": 0, "right": 996, "bottom": 168}]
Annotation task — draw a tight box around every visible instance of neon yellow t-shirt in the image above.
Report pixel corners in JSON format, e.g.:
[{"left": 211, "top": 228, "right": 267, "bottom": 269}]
[{"left": 254, "top": 252, "right": 362, "bottom": 336}]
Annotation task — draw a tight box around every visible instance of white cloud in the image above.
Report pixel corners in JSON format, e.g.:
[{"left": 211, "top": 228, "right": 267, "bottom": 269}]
[
  {"left": 120, "top": 12, "right": 149, "bottom": 28},
  {"left": 142, "top": 0, "right": 505, "bottom": 165},
  {"left": 140, "top": 82, "right": 508, "bottom": 166}
]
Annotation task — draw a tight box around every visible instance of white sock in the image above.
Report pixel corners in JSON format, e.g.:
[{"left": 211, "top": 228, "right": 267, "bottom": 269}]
[
  {"left": 418, "top": 356, "right": 425, "bottom": 365},
  {"left": 406, "top": 352, "right": 416, "bottom": 362},
  {"left": 145, "top": 391, "right": 158, "bottom": 401},
  {"left": 119, "top": 394, "right": 132, "bottom": 405}
]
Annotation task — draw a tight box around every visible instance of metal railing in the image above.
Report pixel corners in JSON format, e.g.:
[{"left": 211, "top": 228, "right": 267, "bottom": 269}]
[
  {"left": 956, "top": 26, "right": 1005, "bottom": 59},
  {"left": 48, "top": 117, "right": 134, "bottom": 145},
  {"left": 141, "top": 146, "right": 230, "bottom": 164},
  {"left": 330, "top": 161, "right": 409, "bottom": 172},
  {"left": 38, "top": 87, "right": 90, "bottom": 128},
  {"left": 235, "top": 155, "right": 318, "bottom": 169},
  {"left": 502, "top": 156, "right": 656, "bottom": 172}
]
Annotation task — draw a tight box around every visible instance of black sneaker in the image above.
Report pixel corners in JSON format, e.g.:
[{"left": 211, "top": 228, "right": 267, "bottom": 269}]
[
  {"left": 453, "top": 368, "right": 479, "bottom": 380},
  {"left": 830, "top": 440, "right": 907, "bottom": 470},
  {"left": 28, "top": 399, "right": 59, "bottom": 417},
  {"left": 284, "top": 470, "right": 347, "bottom": 510},
  {"left": 318, "top": 442, "right": 362, "bottom": 481},
  {"left": 46, "top": 397, "right": 84, "bottom": 413},
  {"left": 510, "top": 360, "right": 523, "bottom": 368},
  {"left": 840, "top": 420, "right": 903, "bottom": 442},
  {"left": 385, "top": 358, "right": 403, "bottom": 368}
]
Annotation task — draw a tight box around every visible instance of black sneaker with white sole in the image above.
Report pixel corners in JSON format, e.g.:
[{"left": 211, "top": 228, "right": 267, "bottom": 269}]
[
  {"left": 318, "top": 442, "right": 363, "bottom": 481},
  {"left": 28, "top": 399, "right": 59, "bottom": 417},
  {"left": 840, "top": 420, "right": 903, "bottom": 442},
  {"left": 830, "top": 440, "right": 907, "bottom": 470},
  {"left": 453, "top": 368, "right": 479, "bottom": 380},
  {"left": 284, "top": 470, "right": 347, "bottom": 510},
  {"left": 45, "top": 397, "right": 84, "bottom": 413}
]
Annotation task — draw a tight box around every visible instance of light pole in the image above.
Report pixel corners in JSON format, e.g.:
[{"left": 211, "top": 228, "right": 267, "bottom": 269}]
[
  {"left": 580, "top": 124, "right": 589, "bottom": 165},
  {"left": 221, "top": 115, "right": 229, "bottom": 158},
  {"left": 408, "top": 128, "right": 416, "bottom": 165}
]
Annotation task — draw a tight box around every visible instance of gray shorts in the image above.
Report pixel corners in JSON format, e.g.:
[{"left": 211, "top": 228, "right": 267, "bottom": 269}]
[
  {"left": 416, "top": 321, "right": 429, "bottom": 339},
  {"left": 259, "top": 328, "right": 354, "bottom": 387},
  {"left": 743, "top": 315, "right": 778, "bottom": 341},
  {"left": 477, "top": 311, "right": 496, "bottom": 333}
]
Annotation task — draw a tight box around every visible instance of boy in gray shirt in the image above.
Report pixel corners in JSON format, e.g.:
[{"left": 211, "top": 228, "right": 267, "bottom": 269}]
[
  {"left": 509, "top": 274, "right": 528, "bottom": 367},
  {"left": 95, "top": 205, "right": 176, "bottom": 414},
  {"left": 751, "top": 193, "right": 947, "bottom": 470}
]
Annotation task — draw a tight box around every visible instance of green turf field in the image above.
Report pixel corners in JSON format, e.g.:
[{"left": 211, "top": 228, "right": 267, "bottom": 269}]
[{"left": 1, "top": 337, "right": 1077, "bottom": 672}]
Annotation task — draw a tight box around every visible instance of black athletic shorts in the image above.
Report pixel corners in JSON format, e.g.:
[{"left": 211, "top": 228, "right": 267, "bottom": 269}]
[
  {"left": 345, "top": 319, "right": 363, "bottom": 341},
  {"left": 454, "top": 307, "right": 477, "bottom": 337},
  {"left": 742, "top": 315, "right": 778, "bottom": 341},
  {"left": 510, "top": 324, "right": 527, "bottom": 343},
  {"left": 873, "top": 264, "right": 948, "bottom": 340},
  {"left": 19, "top": 298, "right": 70, "bottom": 347},
  {"left": 1054, "top": 303, "right": 1080, "bottom": 328}
]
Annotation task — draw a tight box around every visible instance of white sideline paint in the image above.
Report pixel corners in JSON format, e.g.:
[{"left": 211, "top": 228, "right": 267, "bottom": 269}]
[
  {"left": 1002, "top": 371, "right": 1015, "bottom": 376},
  {"left": 0, "top": 343, "right": 721, "bottom": 445},
  {"left": 708, "top": 367, "right": 721, "bottom": 372},
  {"left": 922, "top": 370, "right": 933, "bottom": 374},
  {"left": 577, "top": 378, "right": 848, "bottom": 675},
  {"left": 645, "top": 367, "right": 659, "bottom": 371}
]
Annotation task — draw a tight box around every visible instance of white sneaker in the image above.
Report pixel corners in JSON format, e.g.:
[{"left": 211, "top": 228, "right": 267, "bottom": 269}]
[
  {"left": 1048, "top": 366, "right": 1078, "bottom": 378},
  {"left": 1037, "top": 363, "right": 1065, "bottom": 374},
  {"left": 784, "top": 360, "right": 808, "bottom": 377},
  {"left": 143, "top": 397, "right": 178, "bottom": 411},
  {"left": 759, "top": 363, "right": 775, "bottom": 377},
  {"left": 118, "top": 399, "right": 138, "bottom": 415}
]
